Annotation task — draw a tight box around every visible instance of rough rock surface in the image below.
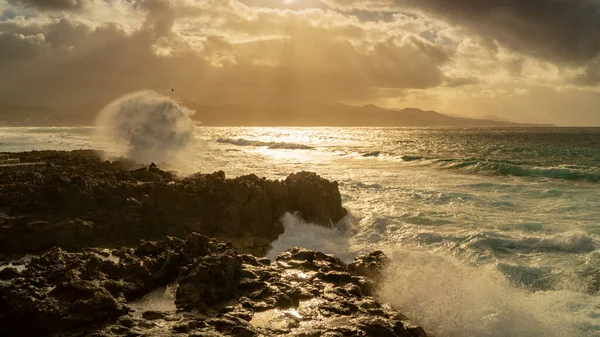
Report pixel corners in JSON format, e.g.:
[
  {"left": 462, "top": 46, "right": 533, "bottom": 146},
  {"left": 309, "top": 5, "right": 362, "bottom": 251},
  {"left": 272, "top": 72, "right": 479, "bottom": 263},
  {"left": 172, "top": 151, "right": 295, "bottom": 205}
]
[
  {"left": 0, "top": 150, "right": 347, "bottom": 255},
  {"left": 0, "top": 234, "right": 427, "bottom": 337}
]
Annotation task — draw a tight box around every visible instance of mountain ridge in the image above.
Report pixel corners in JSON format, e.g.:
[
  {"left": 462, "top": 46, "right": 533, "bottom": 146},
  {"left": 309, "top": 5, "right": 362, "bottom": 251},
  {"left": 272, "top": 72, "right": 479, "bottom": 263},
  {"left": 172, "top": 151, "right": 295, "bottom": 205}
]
[
  {"left": 0, "top": 102, "right": 555, "bottom": 127},
  {"left": 183, "top": 102, "right": 554, "bottom": 127}
]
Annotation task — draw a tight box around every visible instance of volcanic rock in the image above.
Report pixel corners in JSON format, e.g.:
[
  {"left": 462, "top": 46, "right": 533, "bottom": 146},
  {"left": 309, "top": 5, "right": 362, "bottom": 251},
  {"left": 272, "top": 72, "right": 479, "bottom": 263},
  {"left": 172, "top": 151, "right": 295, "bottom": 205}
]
[
  {"left": 349, "top": 250, "right": 390, "bottom": 281},
  {"left": 0, "top": 234, "right": 427, "bottom": 337},
  {"left": 0, "top": 150, "right": 347, "bottom": 255},
  {"left": 0, "top": 267, "right": 20, "bottom": 280}
]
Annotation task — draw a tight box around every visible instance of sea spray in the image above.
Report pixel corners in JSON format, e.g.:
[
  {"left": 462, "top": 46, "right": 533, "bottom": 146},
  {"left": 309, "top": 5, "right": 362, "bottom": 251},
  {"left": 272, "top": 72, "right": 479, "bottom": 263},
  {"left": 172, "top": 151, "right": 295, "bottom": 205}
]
[
  {"left": 96, "top": 91, "right": 196, "bottom": 167},
  {"left": 267, "top": 214, "right": 600, "bottom": 337},
  {"left": 266, "top": 213, "right": 356, "bottom": 262},
  {"left": 379, "top": 249, "right": 599, "bottom": 337}
]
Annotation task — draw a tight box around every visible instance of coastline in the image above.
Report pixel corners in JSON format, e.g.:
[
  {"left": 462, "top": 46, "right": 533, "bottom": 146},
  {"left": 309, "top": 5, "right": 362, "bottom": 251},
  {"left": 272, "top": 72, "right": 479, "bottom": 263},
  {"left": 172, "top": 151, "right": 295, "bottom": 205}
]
[{"left": 0, "top": 150, "right": 427, "bottom": 337}]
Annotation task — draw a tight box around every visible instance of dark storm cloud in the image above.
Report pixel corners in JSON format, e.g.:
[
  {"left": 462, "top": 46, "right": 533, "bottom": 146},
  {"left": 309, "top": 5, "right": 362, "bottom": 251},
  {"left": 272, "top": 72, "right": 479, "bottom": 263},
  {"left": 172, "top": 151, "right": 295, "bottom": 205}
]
[
  {"left": 396, "top": 0, "right": 600, "bottom": 65},
  {"left": 8, "top": 0, "right": 88, "bottom": 11}
]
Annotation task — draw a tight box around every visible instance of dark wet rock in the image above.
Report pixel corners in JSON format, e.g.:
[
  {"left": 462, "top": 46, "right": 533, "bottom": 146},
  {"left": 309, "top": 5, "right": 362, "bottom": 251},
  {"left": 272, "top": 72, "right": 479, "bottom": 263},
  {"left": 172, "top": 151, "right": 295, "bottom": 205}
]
[
  {"left": 118, "top": 315, "right": 135, "bottom": 328},
  {"left": 0, "top": 235, "right": 225, "bottom": 337},
  {"left": 0, "top": 278, "right": 129, "bottom": 336},
  {"left": 142, "top": 310, "right": 166, "bottom": 320},
  {"left": 176, "top": 248, "right": 242, "bottom": 310},
  {"left": 0, "top": 267, "right": 20, "bottom": 280},
  {"left": 285, "top": 171, "right": 347, "bottom": 226},
  {"left": 231, "top": 325, "right": 258, "bottom": 337},
  {"left": 0, "top": 150, "right": 346, "bottom": 256},
  {"left": 408, "top": 326, "right": 429, "bottom": 337},
  {"left": 0, "top": 234, "right": 427, "bottom": 337},
  {"left": 349, "top": 250, "right": 390, "bottom": 280},
  {"left": 173, "top": 321, "right": 198, "bottom": 333}
]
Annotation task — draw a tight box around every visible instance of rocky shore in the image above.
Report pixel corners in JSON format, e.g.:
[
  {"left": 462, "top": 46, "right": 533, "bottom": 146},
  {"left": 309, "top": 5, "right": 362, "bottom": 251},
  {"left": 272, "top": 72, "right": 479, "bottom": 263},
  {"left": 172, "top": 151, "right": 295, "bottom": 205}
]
[
  {"left": 0, "top": 234, "right": 427, "bottom": 337},
  {"left": 0, "top": 150, "right": 346, "bottom": 256},
  {"left": 0, "top": 151, "right": 428, "bottom": 336}
]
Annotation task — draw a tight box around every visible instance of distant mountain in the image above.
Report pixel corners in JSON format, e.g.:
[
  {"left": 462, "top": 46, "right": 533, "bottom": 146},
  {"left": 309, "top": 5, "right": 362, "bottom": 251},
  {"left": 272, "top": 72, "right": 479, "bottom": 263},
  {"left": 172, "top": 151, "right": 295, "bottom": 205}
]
[
  {"left": 184, "top": 102, "right": 554, "bottom": 127},
  {"left": 478, "top": 114, "right": 511, "bottom": 122},
  {"left": 0, "top": 103, "right": 554, "bottom": 127}
]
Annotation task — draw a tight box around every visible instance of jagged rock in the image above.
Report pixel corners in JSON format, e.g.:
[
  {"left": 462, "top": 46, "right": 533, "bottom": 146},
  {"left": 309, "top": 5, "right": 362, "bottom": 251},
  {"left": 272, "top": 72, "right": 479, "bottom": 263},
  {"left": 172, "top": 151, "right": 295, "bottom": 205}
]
[
  {"left": 0, "top": 234, "right": 427, "bottom": 337},
  {"left": 285, "top": 171, "right": 347, "bottom": 226},
  {"left": 348, "top": 250, "right": 390, "bottom": 280},
  {"left": 176, "top": 249, "right": 243, "bottom": 310},
  {"left": 0, "top": 235, "right": 221, "bottom": 337},
  {"left": 0, "top": 278, "right": 128, "bottom": 336},
  {"left": 118, "top": 315, "right": 135, "bottom": 328},
  {"left": 0, "top": 267, "right": 19, "bottom": 280},
  {"left": 142, "top": 310, "right": 166, "bottom": 320},
  {"left": 0, "top": 151, "right": 347, "bottom": 255}
]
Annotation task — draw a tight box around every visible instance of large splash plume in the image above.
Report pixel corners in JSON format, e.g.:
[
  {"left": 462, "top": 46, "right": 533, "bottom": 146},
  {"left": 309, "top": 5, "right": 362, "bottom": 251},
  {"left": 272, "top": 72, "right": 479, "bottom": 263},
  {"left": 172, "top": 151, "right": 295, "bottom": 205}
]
[{"left": 96, "top": 90, "right": 196, "bottom": 166}]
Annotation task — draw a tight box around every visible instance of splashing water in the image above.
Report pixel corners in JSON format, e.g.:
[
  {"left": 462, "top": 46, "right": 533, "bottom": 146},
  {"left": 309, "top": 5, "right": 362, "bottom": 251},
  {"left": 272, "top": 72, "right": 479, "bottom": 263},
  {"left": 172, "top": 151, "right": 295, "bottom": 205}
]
[
  {"left": 267, "top": 215, "right": 600, "bottom": 337},
  {"left": 379, "top": 249, "right": 600, "bottom": 337},
  {"left": 266, "top": 213, "right": 356, "bottom": 262},
  {"left": 95, "top": 90, "right": 196, "bottom": 166}
]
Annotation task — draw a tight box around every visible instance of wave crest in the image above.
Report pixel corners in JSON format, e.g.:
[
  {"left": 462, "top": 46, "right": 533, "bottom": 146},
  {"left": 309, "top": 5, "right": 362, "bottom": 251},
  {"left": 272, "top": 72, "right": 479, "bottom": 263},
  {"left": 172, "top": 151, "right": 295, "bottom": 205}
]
[
  {"left": 217, "top": 138, "right": 313, "bottom": 150},
  {"left": 441, "top": 159, "right": 600, "bottom": 182}
]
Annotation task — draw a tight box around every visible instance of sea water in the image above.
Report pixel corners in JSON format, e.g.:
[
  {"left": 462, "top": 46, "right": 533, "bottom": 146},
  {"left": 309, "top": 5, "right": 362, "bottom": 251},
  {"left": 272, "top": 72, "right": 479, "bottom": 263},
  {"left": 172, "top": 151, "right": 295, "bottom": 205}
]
[{"left": 1, "top": 126, "right": 599, "bottom": 336}]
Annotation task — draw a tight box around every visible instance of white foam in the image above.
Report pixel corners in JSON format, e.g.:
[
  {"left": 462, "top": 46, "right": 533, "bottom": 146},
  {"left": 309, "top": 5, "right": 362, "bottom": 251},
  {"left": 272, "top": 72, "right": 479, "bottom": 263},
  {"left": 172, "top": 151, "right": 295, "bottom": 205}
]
[
  {"left": 538, "top": 231, "right": 596, "bottom": 253},
  {"left": 266, "top": 213, "right": 356, "bottom": 262},
  {"left": 379, "top": 249, "right": 600, "bottom": 337},
  {"left": 0, "top": 255, "right": 31, "bottom": 285},
  {"left": 0, "top": 255, "right": 31, "bottom": 273},
  {"left": 129, "top": 283, "right": 177, "bottom": 315},
  {"left": 90, "top": 250, "right": 120, "bottom": 264}
]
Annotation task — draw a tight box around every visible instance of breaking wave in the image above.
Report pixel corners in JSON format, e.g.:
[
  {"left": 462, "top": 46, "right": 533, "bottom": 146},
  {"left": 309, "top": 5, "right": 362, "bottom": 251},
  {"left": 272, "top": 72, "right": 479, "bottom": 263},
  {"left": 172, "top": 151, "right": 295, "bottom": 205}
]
[
  {"left": 380, "top": 249, "right": 599, "bottom": 337},
  {"left": 449, "top": 231, "right": 597, "bottom": 257},
  {"left": 355, "top": 152, "right": 600, "bottom": 182},
  {"left": 436, "top": 159, "right": 600, "bottom": 182},
  {"left": 358, "top": 151, "right": 425, "bottom": 162},
  {"left": 217, "top": 138, "right": 313, "bottom": 150},
  {"left": 96, "top": 91, "right": 196, "bottom": 166},
  {"left": 266, "top": 213, "right": 355, "bottom": 262}
]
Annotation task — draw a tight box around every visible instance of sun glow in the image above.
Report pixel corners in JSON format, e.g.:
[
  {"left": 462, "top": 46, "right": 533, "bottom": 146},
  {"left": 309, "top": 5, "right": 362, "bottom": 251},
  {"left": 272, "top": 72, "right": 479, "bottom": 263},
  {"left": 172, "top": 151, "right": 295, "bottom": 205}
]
[{"left": 283, "top": 0, "right": 296, "bottom": 5}]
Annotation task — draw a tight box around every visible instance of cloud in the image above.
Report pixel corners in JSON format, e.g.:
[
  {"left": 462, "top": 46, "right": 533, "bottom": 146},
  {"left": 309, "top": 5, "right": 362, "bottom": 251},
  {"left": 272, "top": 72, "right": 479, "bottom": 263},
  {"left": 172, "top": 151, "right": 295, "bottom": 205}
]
[
  {"left": 139, "top": 0, "right": 176, "bottom": 37},
  {"left": 401, "top": 0, "right": 600, "bottom": 69},
  {"left": 0, "top": 1, "right": 455, "bottom": 107},
  {"left": 8, "top": 0, "right": 87, "bottom": 11},
  {"left": 0, "top": 31, "right": 45, "bottom": 61},
  {"left": 329, "top": 0, "right": 600, "bottom": 65},
  {"left": 325, "top": 0, "right": 600, "bottom": 87},
  {"left": 0, "top": 0, "right": 599, "bottom": 124}
]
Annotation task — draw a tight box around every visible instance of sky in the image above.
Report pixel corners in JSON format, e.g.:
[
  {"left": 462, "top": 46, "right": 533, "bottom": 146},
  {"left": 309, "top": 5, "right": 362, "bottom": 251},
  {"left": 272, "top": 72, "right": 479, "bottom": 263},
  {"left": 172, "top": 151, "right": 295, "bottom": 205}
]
[{"left": 0, "top": 0, "right": 599, "bottom": 125}]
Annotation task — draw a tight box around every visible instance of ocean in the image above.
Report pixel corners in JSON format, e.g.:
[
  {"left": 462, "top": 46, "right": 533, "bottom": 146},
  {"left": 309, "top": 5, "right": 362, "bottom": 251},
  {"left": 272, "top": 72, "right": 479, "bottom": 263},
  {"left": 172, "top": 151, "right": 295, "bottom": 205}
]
[{"left": 1, "top": 126, "right": 600, "bottom": 336}]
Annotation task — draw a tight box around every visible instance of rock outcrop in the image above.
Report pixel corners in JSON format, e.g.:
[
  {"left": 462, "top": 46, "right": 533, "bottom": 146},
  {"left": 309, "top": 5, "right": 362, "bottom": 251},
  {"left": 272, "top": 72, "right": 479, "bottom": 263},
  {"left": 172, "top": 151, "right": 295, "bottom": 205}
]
[
  {"left": 0, "top": 234, "right": 427, "bottom": 337},
  {"left": 0, "top": 151, "right": 430, "bottom": 336},
  {"left": 0, "top": 150, "right": 347, "bottom": 255}
]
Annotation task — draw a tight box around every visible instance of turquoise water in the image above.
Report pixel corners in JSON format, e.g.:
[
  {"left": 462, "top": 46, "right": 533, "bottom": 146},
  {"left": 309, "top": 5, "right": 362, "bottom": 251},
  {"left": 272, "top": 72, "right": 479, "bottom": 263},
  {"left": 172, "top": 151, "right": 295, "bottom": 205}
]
[{"left": 2, "top": 126, "right": 600, "bottom": 336}]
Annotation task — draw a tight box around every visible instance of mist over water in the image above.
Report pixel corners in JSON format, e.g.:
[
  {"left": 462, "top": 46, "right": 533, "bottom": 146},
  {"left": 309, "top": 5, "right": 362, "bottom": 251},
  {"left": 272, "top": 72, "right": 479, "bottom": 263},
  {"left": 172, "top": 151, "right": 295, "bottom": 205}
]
[{"left": 95, "top": 91, "right": 196, "bottom": 166}]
